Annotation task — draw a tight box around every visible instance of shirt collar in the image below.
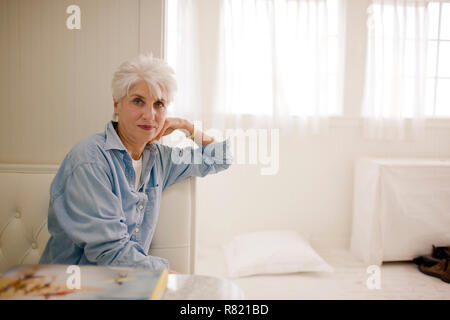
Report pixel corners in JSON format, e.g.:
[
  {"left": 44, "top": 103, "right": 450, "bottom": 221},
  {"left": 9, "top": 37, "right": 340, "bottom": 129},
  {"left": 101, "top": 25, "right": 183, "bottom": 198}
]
[{"left": 104, "top": 121, "right": 157, "bottom": 154}]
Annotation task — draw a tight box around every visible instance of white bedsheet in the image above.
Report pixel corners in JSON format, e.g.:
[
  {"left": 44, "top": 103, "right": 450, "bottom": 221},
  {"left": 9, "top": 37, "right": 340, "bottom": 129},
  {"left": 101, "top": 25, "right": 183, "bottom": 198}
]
[
  {"left": 195, "top": 244, "right": 450, "bottom": 300},
  {"left": 350, "top": 157, "right": 450, "bottom": 266}
]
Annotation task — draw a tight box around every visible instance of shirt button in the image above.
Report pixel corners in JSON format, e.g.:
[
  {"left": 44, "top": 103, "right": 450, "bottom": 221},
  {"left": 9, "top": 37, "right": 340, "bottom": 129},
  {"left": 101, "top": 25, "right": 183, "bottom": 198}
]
[
  {"left": 138, "top": 205, "right": 144, "bottom": 210},
  {"left": 31, "top": 242, "right": 37, "bottom": 249},
  {"left": 135, "top": 228, "right": 140, "bottom": 233}
]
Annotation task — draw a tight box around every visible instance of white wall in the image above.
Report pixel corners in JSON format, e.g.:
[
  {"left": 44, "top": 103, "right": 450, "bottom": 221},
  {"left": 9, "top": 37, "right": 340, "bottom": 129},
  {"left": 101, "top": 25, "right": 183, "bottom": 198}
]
[
  {"left": 195, "top": 121, "right": 450, "bottom": 251},
  {"left": 0, "top": 0, "right": 163, "bottom": 164}
]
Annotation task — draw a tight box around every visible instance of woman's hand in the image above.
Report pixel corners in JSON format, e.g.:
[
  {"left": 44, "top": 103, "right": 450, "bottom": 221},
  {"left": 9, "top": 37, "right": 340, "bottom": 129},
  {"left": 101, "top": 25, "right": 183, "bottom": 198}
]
[
  {"left": 148, "top": 117, "right": 215, "bottom": 145},
  {"left": 149, "top": 117, "right": 184, "bottom": 144}
]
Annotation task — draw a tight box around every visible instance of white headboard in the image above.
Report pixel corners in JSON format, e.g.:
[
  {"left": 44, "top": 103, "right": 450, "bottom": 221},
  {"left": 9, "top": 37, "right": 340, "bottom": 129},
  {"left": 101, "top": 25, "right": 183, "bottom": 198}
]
[{"left": 0, "top": 164, "right": 196, "bottom": 274}]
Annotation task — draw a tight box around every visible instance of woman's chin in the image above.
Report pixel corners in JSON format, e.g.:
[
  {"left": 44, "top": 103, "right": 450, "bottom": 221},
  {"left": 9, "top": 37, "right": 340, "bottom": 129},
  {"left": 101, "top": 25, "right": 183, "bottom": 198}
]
[
  {"left": 144, "top": 135, "right": 158, "bottom": 144},
  {"left": 137, "top": 132, "right": 155, "bottom": 143}
]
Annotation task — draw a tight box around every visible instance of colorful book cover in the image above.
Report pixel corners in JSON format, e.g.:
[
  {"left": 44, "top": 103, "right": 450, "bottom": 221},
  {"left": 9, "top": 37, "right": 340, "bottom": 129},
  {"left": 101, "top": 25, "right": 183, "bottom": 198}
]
[{"left": 0, "top": 264, "right": 168, "bottom": 300}]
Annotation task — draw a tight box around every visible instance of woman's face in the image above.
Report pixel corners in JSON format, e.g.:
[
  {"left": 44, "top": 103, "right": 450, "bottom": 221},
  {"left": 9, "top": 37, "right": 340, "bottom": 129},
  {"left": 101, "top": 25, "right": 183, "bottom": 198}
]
[{"left": 114, "top": 80, "right": 167, "bottom": 146}]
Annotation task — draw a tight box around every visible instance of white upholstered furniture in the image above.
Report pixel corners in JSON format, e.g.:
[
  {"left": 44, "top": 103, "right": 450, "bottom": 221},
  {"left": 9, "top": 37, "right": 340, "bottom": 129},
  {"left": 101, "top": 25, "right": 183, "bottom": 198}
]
[
  {"left": 350, "top": 157, "right": 450, "bottom": 266},
  {"left": 0, "top": 164, "right": 196, "bottom": 274}
]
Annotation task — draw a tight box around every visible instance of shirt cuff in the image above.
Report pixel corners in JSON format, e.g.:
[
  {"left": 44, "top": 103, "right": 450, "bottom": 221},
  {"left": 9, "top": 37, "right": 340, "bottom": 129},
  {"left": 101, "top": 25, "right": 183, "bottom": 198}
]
[{"left": 201, "top": 138, "right": 233, "bottom": 165}]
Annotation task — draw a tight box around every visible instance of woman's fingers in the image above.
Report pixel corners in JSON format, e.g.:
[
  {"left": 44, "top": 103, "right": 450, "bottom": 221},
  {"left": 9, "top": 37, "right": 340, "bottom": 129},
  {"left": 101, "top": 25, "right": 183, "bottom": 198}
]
[
  {"left": 156, "top": 118, "right": 178, "bottom": 139},
  {"left": 150, "top": 120, "right": 170, "bottom": 143},
  {"left": 148, "top": 118, "right": 183, "bottom": 144},
  {"left": 156, "top": 122, "right": 169, "bottom": 140}
]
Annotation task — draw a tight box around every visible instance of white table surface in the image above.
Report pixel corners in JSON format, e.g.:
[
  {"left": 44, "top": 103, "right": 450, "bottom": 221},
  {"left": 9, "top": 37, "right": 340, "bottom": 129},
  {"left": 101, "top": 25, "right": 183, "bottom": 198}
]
[{"left": 162, "top": 274, "right": 245, "bottom": 300}]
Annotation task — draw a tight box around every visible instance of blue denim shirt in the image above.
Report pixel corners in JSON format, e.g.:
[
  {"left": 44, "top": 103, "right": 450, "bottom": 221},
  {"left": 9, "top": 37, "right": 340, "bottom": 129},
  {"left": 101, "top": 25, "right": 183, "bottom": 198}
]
[{"left": 39, "top": 121, "right": 232, "bottom": 270}]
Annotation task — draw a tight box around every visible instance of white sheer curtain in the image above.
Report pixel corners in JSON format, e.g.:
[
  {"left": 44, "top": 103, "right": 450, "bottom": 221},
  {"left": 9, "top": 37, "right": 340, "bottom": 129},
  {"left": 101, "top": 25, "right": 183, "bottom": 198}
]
[
  {"left": 362, "top": 0, "right": 429, "bottom": 141},
  {"left": 173, "top": 0, "right": 342, "bottom": 134},
  {"left": 169, "top": 0, "right": 203, "bottom": 122}
]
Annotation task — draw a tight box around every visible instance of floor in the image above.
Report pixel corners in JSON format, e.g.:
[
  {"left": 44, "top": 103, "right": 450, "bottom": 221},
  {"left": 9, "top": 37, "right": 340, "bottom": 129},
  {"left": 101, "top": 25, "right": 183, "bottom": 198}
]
[{"left": 194, "top": 244, "right": 450, "bottom": 300}]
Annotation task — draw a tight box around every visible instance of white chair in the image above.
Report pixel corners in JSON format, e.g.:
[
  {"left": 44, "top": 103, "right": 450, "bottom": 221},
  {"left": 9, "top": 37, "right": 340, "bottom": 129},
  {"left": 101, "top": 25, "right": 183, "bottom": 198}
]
[{"left": 0, "top": 164, "right": 196, "bottom": 274}]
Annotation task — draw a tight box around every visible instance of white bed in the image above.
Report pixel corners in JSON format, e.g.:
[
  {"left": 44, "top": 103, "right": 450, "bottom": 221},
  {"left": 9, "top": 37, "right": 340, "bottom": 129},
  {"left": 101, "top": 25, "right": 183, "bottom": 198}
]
[{"left": 195, "top": 243, "right": 450, "bottom": 300}]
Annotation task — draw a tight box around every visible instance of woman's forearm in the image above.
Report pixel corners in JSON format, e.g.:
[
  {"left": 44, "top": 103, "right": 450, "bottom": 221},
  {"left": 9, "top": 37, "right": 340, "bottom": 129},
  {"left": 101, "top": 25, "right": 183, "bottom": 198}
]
[{"left": 181, "top": 119, "right": 215, "bottom": 146}]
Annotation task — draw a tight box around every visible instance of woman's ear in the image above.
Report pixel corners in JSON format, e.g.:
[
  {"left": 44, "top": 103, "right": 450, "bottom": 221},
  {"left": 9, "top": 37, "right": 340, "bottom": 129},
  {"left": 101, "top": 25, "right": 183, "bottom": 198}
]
[{"left": 113, "top": 100, "right": 120, "bottom": 121}]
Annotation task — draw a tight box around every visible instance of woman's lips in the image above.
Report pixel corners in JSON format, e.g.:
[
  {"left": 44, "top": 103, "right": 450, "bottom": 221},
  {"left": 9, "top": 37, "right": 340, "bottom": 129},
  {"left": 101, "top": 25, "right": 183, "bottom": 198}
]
[{"left": 138, "top": 125, "right": 155, "bottom": 131}]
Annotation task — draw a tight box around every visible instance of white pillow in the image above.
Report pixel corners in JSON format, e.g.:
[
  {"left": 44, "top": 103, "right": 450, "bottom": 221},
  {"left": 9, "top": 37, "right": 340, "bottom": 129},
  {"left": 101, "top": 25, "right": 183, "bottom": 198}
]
[{"left": 222, "top": 230, "right": 334, "bottom": 278}]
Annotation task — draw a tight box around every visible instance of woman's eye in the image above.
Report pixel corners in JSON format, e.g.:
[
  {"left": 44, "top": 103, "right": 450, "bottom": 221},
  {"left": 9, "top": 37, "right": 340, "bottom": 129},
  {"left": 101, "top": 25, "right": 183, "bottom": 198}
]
[
  {"left": 155, "top": 101, "right": 165, "bottom": 108},
  {"left": 133, "top": 98, "right": 143, "bottom": 105}
]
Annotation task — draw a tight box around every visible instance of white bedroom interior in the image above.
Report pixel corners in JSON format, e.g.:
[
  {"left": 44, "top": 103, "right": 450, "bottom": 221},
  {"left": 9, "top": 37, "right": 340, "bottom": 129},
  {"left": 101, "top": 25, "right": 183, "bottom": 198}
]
[{"left": 0, "top": 0, "right": 450, "bottom": 299}]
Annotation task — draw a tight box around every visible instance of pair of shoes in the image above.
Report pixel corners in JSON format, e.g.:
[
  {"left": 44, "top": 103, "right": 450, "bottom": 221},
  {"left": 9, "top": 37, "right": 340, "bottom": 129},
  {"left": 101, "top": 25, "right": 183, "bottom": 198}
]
[
  {"left": 413, "top": 244, "right": 450, "bottom": 284},
  {"left": 432, "top": 245, "right": 450, "bottom": 260},
  {"left": 418, "top": 258, "right": 449, "bottom": 282}
]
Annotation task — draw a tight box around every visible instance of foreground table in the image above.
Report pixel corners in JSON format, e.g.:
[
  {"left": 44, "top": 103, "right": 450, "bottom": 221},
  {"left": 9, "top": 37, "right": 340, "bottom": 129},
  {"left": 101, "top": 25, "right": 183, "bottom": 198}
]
[{"left": 163, "top": 274, "right": 245, "bottom": 300}]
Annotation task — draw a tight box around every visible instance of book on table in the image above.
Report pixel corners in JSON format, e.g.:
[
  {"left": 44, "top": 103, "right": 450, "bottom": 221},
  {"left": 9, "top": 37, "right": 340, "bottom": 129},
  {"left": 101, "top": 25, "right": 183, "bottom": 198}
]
[{"left": 0, "top": 264, "right": 168, "bottom": 300}]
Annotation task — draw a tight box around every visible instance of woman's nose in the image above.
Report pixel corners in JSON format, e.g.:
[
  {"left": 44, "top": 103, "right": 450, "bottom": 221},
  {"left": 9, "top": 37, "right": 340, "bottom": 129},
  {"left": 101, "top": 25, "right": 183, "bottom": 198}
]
[{"left": 142, "top": 104, "right": 155, "bottom": 120}]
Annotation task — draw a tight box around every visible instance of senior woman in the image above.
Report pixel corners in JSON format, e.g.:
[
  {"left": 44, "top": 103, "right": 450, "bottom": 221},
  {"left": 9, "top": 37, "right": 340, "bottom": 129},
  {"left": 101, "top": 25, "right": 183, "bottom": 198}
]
[{"left": 39, "top": 53, "right": 232, "bottom": 271}]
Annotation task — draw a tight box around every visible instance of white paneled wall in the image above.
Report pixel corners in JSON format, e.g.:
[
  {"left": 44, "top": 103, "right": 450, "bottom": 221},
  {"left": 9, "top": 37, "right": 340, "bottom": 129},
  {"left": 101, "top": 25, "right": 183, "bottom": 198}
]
[{"left": 0, "top": 0, "right": 163, "bottom": 164}]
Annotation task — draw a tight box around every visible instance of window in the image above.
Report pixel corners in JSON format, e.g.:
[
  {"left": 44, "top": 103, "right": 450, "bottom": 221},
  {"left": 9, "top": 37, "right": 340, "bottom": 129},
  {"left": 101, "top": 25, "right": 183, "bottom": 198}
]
[
  {"left": 217, "top": 0, "right": 345, "bottom": 117},
  {"left": 165, "top": 0, "right": 449, "bottom": 120},
  {"left": 165, "top": 0, "right": 178, "bottom": 72},
  {"left": 365, "top": 0, "right": 450, "bottom": 119},
  {"left": 165, "top": 0, "right": 345, "bottom": 118},
  {"left": 426, "top": 1, "right": 450, "bottom": 117}
]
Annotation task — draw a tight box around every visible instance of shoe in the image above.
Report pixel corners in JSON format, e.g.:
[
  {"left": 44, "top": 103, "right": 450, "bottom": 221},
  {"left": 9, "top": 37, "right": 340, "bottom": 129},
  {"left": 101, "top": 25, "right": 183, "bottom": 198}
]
[
  {"left": 413, "top": 255, "right": 441, "bottom": 266},
  {"left": 432, "top": 245, "right": 450, "bottom": 260},
  {"left": 442, "top": 263, "right": 450, "bottom": 283},
  {"left": 418, "top": 258, "right": 449, "bottom": 282}
]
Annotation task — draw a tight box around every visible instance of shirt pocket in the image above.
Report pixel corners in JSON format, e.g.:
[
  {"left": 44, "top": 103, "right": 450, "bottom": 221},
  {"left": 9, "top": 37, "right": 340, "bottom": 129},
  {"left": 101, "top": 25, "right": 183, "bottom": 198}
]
[
  {"left": 144, "top": 184, "right": 162, "bottom": 216},
  {"left": 141, "top": 184, "right": 162, "bottom": 245}
]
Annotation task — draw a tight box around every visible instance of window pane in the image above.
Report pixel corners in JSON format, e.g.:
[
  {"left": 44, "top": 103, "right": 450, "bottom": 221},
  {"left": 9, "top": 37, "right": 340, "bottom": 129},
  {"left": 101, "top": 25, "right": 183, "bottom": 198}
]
[
  {"left": 372, "top": 4, "right": 394, "bottom": 39},
  {"left": 425, "top": 79, "right": 436, "bottom": 117},
  {"left": 167, "top": 31, "right": 177, "bottom": 70},
  {"left": 437, "top": 41, "right": 450, "bottom": 77},
  {"left": 166, "top": 0, "right": 178, "bottom": 71},
  {"left": 440, "top": 3, "right": 450, "bottom": 40},
  {"left": 435, "top": 79, "right": 450, "bottom": 117},
  {"left": 403, "top": 77, "right": 415, "bottom": 118},
  {"left": 328, "top": 36, "right": 337, "bottom": 75},
  {"left": 404, "top": 40, "right": 419, "bottom": 78},
  {"left": 229, "top": 0, "right": 273, "bottom": 116},
  {"left": 327, "top": 0, "right": 340, "bottom": 37},
  {"left": 427, "top": 2, "right": 440, "bottom": 40},
  {"left": 405, "top": 5, "right": 422, "bottom": 40},
  {"left": 427, "top": 40, "right": 438, "bottom": 77},
  {"left": 167, "top": 0, "right": 178, "bottom": 32},
  {"left": 328, "top": 75, "right": 339, "bottom": 115}
]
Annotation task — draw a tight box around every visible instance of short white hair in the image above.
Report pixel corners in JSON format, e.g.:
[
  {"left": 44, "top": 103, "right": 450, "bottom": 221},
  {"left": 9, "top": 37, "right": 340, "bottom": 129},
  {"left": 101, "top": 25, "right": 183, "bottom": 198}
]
[{"left": 111, "top": 53, "right": 177, "bottom": 105}]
